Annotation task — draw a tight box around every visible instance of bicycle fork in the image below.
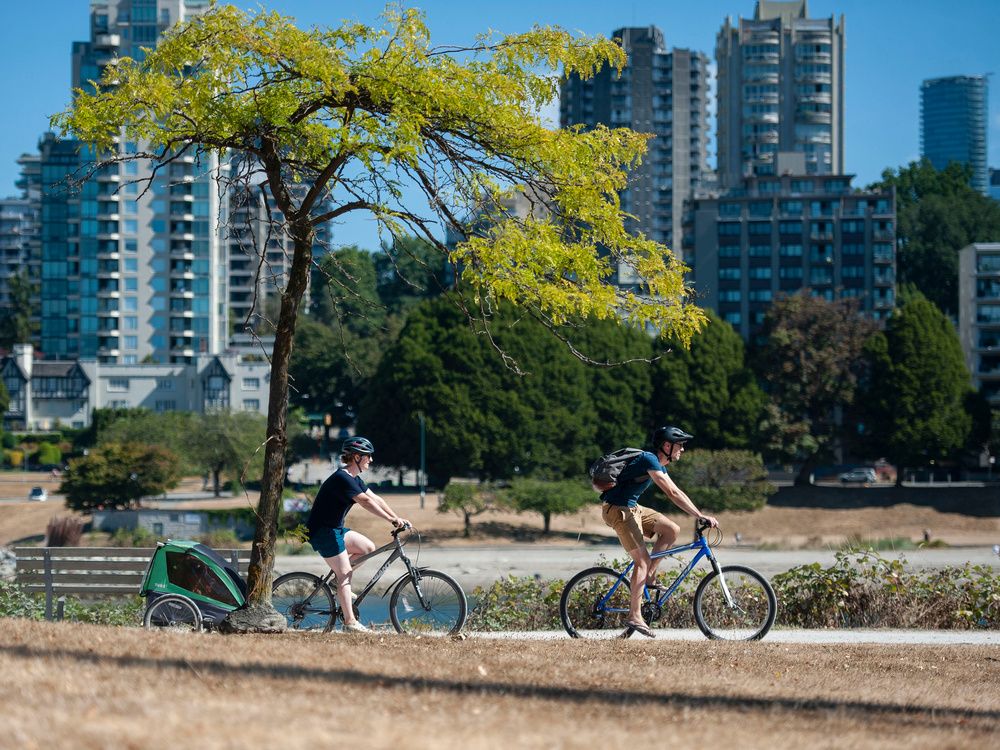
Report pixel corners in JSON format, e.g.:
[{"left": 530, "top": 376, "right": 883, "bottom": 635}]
[{"left": 706, "top": 553, "right": 737, "bottom": 608}]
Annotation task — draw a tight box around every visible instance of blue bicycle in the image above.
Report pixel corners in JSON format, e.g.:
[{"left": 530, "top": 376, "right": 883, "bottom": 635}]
[{"left": 559, "top": 519, "right": 777, "bottom": 640}]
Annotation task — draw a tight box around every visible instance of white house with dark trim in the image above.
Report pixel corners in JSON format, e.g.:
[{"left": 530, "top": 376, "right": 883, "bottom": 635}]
[{"left": 1, "top": 344, "right": 270, "bottom": 431}]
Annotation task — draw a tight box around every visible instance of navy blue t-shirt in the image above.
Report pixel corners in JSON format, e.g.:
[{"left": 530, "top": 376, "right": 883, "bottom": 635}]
[
  {"left": 307, "top": 469, "right": 368, "bottom": 531},
  {"left": 600, "top": 451, "right": 664, "bottom": 507}
]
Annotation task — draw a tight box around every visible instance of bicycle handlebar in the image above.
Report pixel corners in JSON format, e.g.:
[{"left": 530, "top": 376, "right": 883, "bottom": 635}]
[
  {"left": 695, "top": 518, "right": 713, "bottom": 535},
  {"left": 391, "top": 522, "right": 413, "bottom": 538}
]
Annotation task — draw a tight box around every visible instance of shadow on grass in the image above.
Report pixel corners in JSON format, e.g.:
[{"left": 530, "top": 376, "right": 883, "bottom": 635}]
[{"left": 2, "top": 641, "right": 998, "bottom": 729}]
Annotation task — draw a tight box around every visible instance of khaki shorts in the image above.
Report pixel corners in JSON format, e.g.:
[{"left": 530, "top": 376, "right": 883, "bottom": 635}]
[{"left": 601, "top": 503, "right": 665, "bottom": 553}]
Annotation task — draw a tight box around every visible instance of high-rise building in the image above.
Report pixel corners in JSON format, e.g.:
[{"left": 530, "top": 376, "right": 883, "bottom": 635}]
[
  {"left": 0, "top": 154, "right": 39, "bottom": 327},
  {"left": 684, "top": 171, "right": 896, "bottom": 340},
  {"left": 716, "top": 0, "right": 845, "bottom": 189},
  {"left": 560, "top": 26, "right": 711, "bottom": 268},
  {"left": 990, "top": 168, "right": 1000, "bottom": 202},
  {"left": 38, "top": 0, "right": 225, "bottom": 364},
  {"left": 921, "top": 75, "right": 989, "bottom": 195},
  {"left": 958, "top": 243, "right": 1000, "bottom": 405}
]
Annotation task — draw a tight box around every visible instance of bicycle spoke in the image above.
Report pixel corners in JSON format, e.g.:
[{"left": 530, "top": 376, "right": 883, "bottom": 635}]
[
  {"left": 694, "top": 565, "right": 776, "bottom": 641},
  {"left": 560, "top": 568, "right": 632, "bottom": 639}
]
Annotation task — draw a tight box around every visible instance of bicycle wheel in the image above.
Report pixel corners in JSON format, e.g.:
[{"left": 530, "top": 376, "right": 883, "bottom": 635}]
[
  {"left": 693, "top": 564, "right": 776, "bottom": 641},
  {"left": 560, "top": 567, "right": 632, "bottom": 639},
  {"left": 144, "top": 594, "right": 202, "bottom": 632},
  {"left": 389, "top": 569, "right": 467, "bottom": 636},
  {"left": 272, "top": 572, "right": 337, "bottom": 632}
]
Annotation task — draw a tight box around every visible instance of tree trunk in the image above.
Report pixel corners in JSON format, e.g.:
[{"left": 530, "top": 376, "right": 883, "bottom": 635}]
[
  {"left": 221, "top": 212, "right": 314, "bottom": 633},
  {"left": 543, "top": 512, "right": 550, "bottom": 535},
  {"left": 213, "top": 468, "right": 221, "bottom": 497},
  {"left": 463, "top": 511, "right": 471, "bottom": 538}
]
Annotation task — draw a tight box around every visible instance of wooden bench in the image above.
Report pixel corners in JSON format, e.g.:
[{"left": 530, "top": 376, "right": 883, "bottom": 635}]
[{"left": 14, "top": 546, "right": 252, "bottom": 621}]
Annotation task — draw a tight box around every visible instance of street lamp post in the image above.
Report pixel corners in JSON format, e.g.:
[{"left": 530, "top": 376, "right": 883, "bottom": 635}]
[{"left": 417, "top": 412, "right": 426, "bottom": 510}]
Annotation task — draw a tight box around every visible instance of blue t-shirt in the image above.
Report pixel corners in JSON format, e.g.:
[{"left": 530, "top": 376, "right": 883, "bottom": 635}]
[
  {"left": 307, "top": 469, "right": 368, "bottom": 531},
  {"left": 600, "top": 451, "right": 664, "bottom": 507}
]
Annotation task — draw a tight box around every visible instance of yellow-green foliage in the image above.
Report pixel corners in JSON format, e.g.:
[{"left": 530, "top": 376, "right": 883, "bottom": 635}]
[{"left": 53, "top": 4, "right": 705, "bottom": 345}]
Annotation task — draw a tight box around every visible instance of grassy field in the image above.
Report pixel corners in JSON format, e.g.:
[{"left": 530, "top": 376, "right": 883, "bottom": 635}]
[{"left": 2, "top": 618, "right": 998, "bottom": 749}]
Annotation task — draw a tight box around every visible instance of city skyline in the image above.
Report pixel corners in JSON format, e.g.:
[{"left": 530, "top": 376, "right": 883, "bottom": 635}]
[{"left": 1, "top": 0, "right": 998, "bottom": 252}]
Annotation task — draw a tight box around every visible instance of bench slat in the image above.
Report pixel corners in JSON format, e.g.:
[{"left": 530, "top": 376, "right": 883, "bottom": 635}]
[
  {"left": 20, "top": 584, "right": 142, "bottom": 596},
  {"left": 19, "top": 572, "right": 147, "bottom": 586},
  {"left": 16, "top": 559, "right": 152, "bottom": 573}
]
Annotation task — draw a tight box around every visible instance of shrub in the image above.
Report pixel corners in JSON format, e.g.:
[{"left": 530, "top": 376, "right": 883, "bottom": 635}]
[
  {"left": 199, "top": 529, "right": 241, "bottom": 549},
  {"left": 772, "top": 550, "right": 1000, "bottom": 629},
  {"left": 36, "top": 442, "right": 62, "bottom": 467},
  {"left": 0, "top": 581, "right": 44, "bottom": 620},
  {"left": 654, "top": 449, "right": 775, "bottom": 512},
  {"left": 45, "top": 517, "right": 83, "bottom": 547},
  {"left": 501, "top": 478, "right": 593, "bottom": 534},
  {"left": 108, "top": 527, "right": 157, "bottom": 547},
  {"left": 467, "top": 576, "right": 565, "bottom": 631},
  {"left": 4, "top": 449, "right": 24, "bottom": 469}
]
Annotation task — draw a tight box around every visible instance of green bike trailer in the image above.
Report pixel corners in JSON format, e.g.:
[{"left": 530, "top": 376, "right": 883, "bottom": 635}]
[{"left": 140, "top": 540, "right": 248, "bottom": 628}]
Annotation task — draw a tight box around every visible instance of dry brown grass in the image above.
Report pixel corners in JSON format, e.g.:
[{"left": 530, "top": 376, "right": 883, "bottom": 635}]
[{"left": 1, "top": 618, "right": 998, "bottom": 749}]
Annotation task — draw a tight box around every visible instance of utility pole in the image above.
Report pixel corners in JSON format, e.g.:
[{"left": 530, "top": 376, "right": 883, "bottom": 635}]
[{"left": 418, "top": 412, "right": 426, "bottom": 509}]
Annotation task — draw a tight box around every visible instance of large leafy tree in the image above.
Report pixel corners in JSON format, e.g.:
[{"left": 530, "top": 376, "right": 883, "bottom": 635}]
[
  {"left": 0, "top": 270, "right": 37, "bottom": 349},
  {"left": 55, "top": 6, "right": 704, "bottom": 628},
  {"left": 754, "top": 292, "right": 876, "bottom": 475},
  {"left": 357, "top": 295, "right": 598, "bottom": 484},
  {"left": 652, "top": 310, "right": 766, "bottom": 450},
  {"left": 869, "top": 160, "right": 1000, "bottom": 316},
  {"left": 60, "top": 442, "right": 182, "bottom": 511},
  {"left": 860, "top": 292, "right": 973, "bottom": 473}
]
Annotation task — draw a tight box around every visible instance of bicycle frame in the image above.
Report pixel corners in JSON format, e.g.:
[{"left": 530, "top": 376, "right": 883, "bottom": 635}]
[
  {"left": 598, "top": 530, "right": 736, "bottom": 612},
  {"left": 310, "top": 531, "right": 428, "bottom": 611}
]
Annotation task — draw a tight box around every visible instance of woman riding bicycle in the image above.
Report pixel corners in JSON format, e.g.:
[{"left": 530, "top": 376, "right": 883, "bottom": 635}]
[
  {"left": 305, "top": 436, "right": 410, "bottom": 633},
  {"left": 599, "top": 426, "right": 718, "bottom": 638}
]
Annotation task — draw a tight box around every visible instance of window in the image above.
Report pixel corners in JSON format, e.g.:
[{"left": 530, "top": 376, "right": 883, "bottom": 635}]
[
  {"left": 164, "top": 550, "right": 240, "bottom": 607},
  {"left": 749, "top": 267, "right": 772, "bottom": 279},
  {"left": 242, "top": 377, "right": 260, "bottom": 391},
  {"left": 779, "top": 267, "right": 804, "bottom": 279},
  {"left": 723, "top": 311, "right": 741, "bottom": 326},
  {"left": 748, "top": 245, "right": 771, "bottom": 257},
  {"left": 719, "top": 268, "right": 741, "bottom": 280},
  {"left": 157, "top": 379, "right": 175, "bottom": 391},
  {"left": 108, "top": 378, "right": 129, "bottom": 392},
  {"left": 719, "top": 245, "right": 741, "bottom": 257},
  {"left": 780, "top": 244, "right": 803, "bottom": 257},
  {"left": 749, "top": 289, "right": 772, "bottom": 302},
  {"left": 123, "top": 336, "right": 138, "bottom": 350},
  {"left": 748, "top": 222, "right": 772, "bottom": 236},
  {"left": 719, "top": 290, "right": 741, "bottom": 302},
  {"left": 155, "top": 400, "right": 177, "bottom": 412},
  {"left": 779, "top": 221, "right": 802, "bottom": 235},
  {"left": 718, "top": 222, "right": 741, "bottom": 236},
  {"left": 243, "top": 399, "right": 260, "bottom": 411}
]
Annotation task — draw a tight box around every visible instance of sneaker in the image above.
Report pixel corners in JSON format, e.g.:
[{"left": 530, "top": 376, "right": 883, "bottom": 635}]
[{"left": 343, "top": 621, "right": 370, "bottom": 633}]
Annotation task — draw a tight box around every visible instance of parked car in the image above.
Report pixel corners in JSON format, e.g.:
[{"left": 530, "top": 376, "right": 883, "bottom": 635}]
[
  {"left": 839, "top": 468, "right": 877, "bottom": 484},
  {"left": 28, "top": 486, "right": 48, "bottom": 502}
]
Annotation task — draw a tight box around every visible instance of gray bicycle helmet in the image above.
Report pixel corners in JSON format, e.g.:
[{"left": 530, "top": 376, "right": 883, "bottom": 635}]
[
  {"left": 342, "top": 436, "right": 375, "bottom": 455},
  {"left": 652, "top": 426, "right": 693, "bottom": 450}
]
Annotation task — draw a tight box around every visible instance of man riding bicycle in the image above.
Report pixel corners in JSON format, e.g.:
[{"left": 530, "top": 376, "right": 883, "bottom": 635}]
[
  {"left": 306, "top": 436, "right": 410, "bottom": 633},
  {"left": 599, "top": 426, "right": 718, "bottom": 638}
]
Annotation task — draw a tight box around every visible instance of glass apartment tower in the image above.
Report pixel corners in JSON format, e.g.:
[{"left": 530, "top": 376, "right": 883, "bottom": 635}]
[
  {"left": 716, "top": 1, "right": 845, "bottom": 189},
  {"left": 39, "top": 0, "right": 225, "bottom": 364},
  {"left": 921, "top": 75, "right": 989, "bottom": 195},
  {"left": 560, "top": 26, "right": 711, "bottom": 269}
]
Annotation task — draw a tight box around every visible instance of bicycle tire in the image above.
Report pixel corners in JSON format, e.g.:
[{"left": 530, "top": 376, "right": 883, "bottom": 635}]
[
  {"left": 272, "top": 572, "right": 338, "bottom": 632},
  {"left": 693, "top": 564, "right": 776, "bottom": 641},
  {"left": 389, "top": 569, "right": 467, "bottom": 636},
  {"left": 559, "top": 566, "right": 633, "bottom": 639},
  {"left": 143, "top": 594, "right": 202, "bottom": 632}
]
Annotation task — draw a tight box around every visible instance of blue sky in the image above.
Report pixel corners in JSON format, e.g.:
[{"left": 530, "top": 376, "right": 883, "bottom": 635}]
[{"left": 1, "top": 0, "right": 998, "bottom": 250}]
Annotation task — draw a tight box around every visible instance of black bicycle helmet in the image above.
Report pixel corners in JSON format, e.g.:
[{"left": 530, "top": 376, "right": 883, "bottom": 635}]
[
  {"left": 652, "top": 426, "right": 693, "bottom": 450},
  {"left": 342, "top": 436, "right": 375, "bottom": 455}
]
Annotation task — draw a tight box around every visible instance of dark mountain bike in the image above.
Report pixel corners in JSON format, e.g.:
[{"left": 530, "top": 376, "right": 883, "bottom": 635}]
[{"left": 272, "top": 524, "right": 467, "bottom": 635}]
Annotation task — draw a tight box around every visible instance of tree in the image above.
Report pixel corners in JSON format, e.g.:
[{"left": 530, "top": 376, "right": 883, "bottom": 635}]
[
  {"left": 502, "top": 478, "right": 593, "bottom": 534},
  {"left": 187, "top": 412, "right": 269, "bottom": 496},
  {"left": 869, "top": 160, "right": 1000, "bottom": 316},
  {"left": 0, "top": 378, "right": 8, "bottom": 418},
  {"left": 754, "top": 292, "right": 876, "bottom": 476},
  {"left": 860, "top": 292, "right": 973, "bottom": 473},
  {"left": 652, "top": 449, "right": 775, "bottom": 513},
  {"left": 357, "top": 295, "right": 598, "bottom": 484},
  {"left": 563, "top": 318, "right": 653, "bottom": 451},
  {"left": 309, "top": 246, "right": 383, "bottom": 334},
  {"left": 438, "top": 481, "right": 507, "bottom": 538},
  {"left": 56, "top": 6, "right": 705, "bottom": 629},
  {"left": 652, "top": 310, "right": 766, "bottom": 450},
  {"left": 0, "top": 270, "right": 37, "bottom": 349},
  {"left": 61, "top": 442, "right": 182, "bottom": 511}
]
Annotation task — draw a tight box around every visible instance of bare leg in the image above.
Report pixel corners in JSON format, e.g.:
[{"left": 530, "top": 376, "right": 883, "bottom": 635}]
[
  {"left": 323, "top": 552, "right": 358, "bottom": 625},
  {"left": 627, "top": 545, "right": 651, "bottom": 626},
  {"left": 647, "top": 516, "right": 680, "bottom": 586}
]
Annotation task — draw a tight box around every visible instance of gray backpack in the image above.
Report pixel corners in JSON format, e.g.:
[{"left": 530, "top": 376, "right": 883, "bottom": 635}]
[{"left": 589, "top": 447, "right": 644, "bottom": 492}]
